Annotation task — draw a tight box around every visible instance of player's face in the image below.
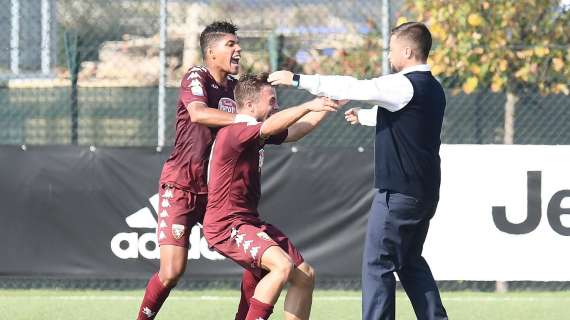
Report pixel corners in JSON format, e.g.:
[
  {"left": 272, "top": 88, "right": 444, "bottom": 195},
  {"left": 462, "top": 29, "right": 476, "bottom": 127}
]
[
  {"left": 254, "top": 86, "right": 279, "bottom": 121},
  {"left": 209, "top": 34, "right": 241, "bottom": 75}
]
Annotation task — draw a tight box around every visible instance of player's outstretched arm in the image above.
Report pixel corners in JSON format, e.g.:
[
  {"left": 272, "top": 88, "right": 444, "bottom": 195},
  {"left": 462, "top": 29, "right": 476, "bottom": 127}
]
[
  {"left": 260, "top": 97, "right": 339, "bottom": 139},
  {"left": 285, "top": 99, "right": 347, "bottom": 142},
  {"left": 187, "top": 101, "right": 245, "bottom": 127}
]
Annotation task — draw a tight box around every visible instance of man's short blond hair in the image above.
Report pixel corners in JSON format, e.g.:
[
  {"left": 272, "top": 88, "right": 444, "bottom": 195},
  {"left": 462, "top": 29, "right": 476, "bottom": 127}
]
[{"left": 234, "top": 73, "right": 271, "bottom": 111}]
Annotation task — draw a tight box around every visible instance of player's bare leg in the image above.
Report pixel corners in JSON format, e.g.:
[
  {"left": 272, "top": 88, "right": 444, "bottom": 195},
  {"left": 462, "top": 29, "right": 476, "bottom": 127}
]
[
  {"left": 136, "top": 245, "right": 187, "bottom": 320},
  {"left": 283, "top": 262, "right": 315, "bottom": 320},
  {"left": 245, "top": 246, "right": 294, "bottom": 320},
  {"left": 157, "top": 244, "right": 188, "bottom": 287},
  {"left": 254, "top": 246, "right": 294, "bottom": 303}
]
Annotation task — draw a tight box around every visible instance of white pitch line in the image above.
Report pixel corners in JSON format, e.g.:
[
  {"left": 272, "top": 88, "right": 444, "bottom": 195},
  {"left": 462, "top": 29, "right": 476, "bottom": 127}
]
[{"left": 1, "top": 295, "right": 570, "bottom": 302}]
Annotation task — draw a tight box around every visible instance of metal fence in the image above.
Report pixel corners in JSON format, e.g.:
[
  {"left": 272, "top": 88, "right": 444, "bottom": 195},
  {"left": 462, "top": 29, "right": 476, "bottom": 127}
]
[
  {"left": 1, "top": 0, "right": 570, "bottom": 292},
  {"left": 1, "top": 0, "right": 567, "bottom": 148}
]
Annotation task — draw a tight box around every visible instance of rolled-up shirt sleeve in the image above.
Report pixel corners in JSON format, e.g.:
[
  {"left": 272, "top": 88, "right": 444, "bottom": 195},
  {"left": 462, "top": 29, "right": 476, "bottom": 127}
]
[{"left": 298, "top": 73, "right": 414, "bottom": 112}]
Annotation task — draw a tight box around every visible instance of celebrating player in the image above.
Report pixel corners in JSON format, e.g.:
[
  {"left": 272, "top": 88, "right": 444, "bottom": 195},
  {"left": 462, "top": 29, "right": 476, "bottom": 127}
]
[
  {"left": 204, "top": 73, "right": 343, "bottom": 320},
  {"left": 136, "top": 21, "right": 253, "bottom": 320}
]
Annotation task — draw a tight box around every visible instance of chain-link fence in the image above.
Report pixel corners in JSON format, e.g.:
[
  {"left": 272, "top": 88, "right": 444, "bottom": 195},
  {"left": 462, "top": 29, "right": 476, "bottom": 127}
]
[{"left": 1, "top": 0, "right": 567, "bottom": 147}]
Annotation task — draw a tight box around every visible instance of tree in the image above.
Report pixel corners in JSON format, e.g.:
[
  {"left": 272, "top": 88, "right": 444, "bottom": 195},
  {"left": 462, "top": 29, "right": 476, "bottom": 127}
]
[{"left": 401, "top": 0, "right": 570, "bottom": 143}]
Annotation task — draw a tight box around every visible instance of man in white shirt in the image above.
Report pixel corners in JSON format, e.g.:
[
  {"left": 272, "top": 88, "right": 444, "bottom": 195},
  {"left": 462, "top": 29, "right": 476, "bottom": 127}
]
[{"left": 268, "top": 22, "right": 448, "bottom": 320}]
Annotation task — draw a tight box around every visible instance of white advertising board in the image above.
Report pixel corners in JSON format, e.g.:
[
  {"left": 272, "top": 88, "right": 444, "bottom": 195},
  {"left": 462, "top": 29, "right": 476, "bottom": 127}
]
[{"left": 425, "top": 145, "right": 570, "bottom": 281}]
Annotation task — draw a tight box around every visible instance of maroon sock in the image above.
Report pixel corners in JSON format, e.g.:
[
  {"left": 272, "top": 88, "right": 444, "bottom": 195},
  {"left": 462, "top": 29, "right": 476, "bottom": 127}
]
[
  {"left": 136, "top": 273, "right": 172, "bottom": 320},
  {"left": 245, "top": 298, "right": 274, "bottom": 320},
  {"left": 235, "top": 270, "right": 263, "bottom": 320}
]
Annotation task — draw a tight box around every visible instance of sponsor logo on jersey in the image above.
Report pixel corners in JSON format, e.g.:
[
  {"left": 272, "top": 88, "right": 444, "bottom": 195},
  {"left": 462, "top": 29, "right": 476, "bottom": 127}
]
[{"left": 218, "top": 97, "right": 237, "bottom": 113}]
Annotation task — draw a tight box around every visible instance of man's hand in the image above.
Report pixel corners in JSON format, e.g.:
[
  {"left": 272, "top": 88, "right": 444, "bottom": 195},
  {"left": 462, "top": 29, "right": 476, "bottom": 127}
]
[
  {"left": 305, "top": 97, "right": 344, "bottom": 113},
  {"left": 344, "top": 107, "right": 361, "bottom": 125},
  {"left": 268, "top": 70, "right": 294, "bottom": 86}
]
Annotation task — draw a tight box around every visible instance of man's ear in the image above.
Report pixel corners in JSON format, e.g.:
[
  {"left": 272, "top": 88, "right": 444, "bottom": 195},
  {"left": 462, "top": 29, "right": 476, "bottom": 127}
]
[
  {"left": 208, "top": 47, "right": 215, "bottom": 60},
  {"left": 245, "top": 100, "right": 254, "bottom": 113},
  {"left": 403, "top": 46, "right": 413, "bottom": 59}
]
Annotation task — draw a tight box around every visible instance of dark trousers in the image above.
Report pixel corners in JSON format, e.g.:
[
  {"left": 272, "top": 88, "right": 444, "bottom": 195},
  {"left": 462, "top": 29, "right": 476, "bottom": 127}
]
[{"left": 362, "top": 190, "right": 448, "bottom": 320}]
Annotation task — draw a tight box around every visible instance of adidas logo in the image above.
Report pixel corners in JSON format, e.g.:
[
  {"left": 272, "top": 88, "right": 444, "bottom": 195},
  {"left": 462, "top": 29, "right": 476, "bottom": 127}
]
[{"left": 110, "top": 194, "right": 225, "bottom": 261}]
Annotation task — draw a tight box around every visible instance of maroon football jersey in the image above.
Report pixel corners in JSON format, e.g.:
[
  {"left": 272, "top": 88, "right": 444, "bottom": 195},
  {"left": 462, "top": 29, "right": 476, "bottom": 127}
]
[
  {"left": 203, "top": 121, "right": 288, "bottom": 245},
  {"left": 160, "top": 65, "right": 237, "bottom": 194}
]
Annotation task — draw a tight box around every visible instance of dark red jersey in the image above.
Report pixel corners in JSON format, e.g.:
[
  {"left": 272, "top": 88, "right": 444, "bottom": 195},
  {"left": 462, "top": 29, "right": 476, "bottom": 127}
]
[
  {"left": 160, "top": 65, "right": 237, "bottom": 194},
  {"left": 203, "top": 121, "right": 288, "bottom": 245}
]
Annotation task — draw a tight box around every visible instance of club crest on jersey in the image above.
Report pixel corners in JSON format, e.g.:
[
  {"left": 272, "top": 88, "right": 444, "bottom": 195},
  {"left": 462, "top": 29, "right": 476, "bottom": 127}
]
[
  {"left": 218, "top": 97, "right": 237, "bottom": 113},
  {"left": 172, "top": 224, "right": 185, "bottom": 239}
]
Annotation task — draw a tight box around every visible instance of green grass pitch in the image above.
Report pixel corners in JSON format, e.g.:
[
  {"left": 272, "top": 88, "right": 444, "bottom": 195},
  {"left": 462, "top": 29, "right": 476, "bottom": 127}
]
[{"left": 1, "top": 289, "right": 569, "bottom": 319}]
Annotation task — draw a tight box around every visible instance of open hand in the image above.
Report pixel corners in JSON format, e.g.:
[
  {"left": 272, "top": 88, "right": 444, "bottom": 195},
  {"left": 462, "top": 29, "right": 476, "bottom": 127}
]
[
  {"left": 268, "top": 70, "right": 294, "bottom": 86},
  {"left": 306, "top": 97, "right": 343, "bottom": 112}
]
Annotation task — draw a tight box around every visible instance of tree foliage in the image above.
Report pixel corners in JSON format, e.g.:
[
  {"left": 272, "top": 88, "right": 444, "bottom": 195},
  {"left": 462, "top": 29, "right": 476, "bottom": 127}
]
[{"left": 400, "top": 0, "right": 570, "bottom": 95}]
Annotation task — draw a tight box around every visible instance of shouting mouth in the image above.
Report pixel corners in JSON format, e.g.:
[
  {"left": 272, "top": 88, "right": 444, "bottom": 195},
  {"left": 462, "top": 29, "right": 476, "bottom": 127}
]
[{"left": 230, "top": 55, "right": 240, "bottom": 67}]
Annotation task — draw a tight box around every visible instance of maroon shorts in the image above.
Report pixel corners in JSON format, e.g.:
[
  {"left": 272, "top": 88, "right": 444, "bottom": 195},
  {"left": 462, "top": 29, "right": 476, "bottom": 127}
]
[
  {"left": 211, "top": 223, "right": 304, "bottom": 278},
  {"left": 156, "top": 184, "right": 207, "bottom": 248}
]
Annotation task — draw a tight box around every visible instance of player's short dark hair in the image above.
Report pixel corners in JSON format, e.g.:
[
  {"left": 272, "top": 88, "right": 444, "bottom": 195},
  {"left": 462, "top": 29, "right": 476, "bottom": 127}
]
[
  {"left": 234, "top": 73, "right": 271, "bottom": 110},
  {"left": 199, "top": 21, "right": 239, "bottom": 57},
  {"left": 391, "top": 22, "right": 432, "bottom": 61}
]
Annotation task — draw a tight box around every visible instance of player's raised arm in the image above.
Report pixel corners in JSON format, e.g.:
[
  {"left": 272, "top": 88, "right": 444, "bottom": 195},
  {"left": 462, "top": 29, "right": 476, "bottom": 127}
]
[
  {"left": 260, "top": 97, "right": 339, "bottom": 139},
  {"left": 268, "top": 70, "right": 413, "bottom": 112},
  {"left": 179, "top": 68, "right": 245, "bottom": 128},
  {"left": 285, "top": 98, "right": 346, "bottom": 142}
]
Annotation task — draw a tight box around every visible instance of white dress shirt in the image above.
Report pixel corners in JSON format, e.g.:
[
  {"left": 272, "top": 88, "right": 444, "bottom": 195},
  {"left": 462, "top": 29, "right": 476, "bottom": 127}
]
[{"left": 298, "top": 64, "right": 431, "bottom": 126}]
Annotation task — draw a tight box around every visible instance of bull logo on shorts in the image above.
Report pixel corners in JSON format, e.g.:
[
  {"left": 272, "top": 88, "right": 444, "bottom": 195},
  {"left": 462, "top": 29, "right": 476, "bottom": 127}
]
[{"left": 172, "top": 224, "right": 185, "bottom": 240}]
